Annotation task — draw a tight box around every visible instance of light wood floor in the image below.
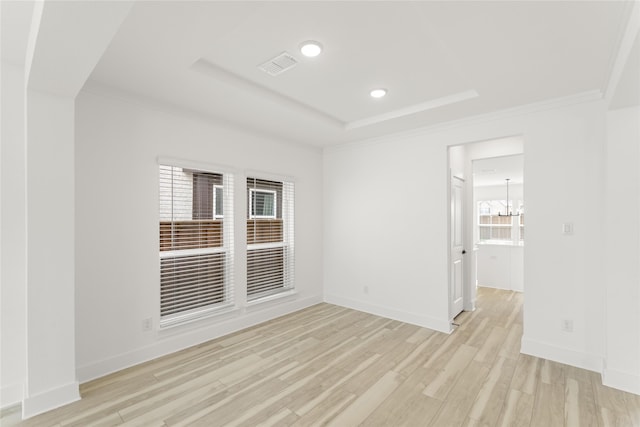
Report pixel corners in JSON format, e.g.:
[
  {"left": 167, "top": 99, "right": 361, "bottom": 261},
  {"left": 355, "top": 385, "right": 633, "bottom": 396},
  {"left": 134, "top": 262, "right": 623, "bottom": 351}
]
[{"left": 3, "top": 287, "right": 639, "bottom": 426}]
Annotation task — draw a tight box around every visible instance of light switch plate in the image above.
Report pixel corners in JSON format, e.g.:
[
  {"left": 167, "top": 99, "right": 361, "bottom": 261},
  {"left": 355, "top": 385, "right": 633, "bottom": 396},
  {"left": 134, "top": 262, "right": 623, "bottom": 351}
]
[{"left": 562, "top": 222, "right": 574, "bottom": 235}]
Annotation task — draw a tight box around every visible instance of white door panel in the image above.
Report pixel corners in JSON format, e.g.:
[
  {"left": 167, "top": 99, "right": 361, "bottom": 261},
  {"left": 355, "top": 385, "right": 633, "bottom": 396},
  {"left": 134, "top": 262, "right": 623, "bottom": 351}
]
[{"left": 450, "top": 176, "right": 465, "bottom": 319}]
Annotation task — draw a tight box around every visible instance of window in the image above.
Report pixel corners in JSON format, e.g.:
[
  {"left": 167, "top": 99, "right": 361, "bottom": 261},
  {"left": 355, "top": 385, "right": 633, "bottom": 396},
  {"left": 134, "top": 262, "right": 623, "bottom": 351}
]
[
  {"left": 249, "top": 188, "right": 277, "bottom": 219},
  {"left": 246, "top": 177, "right": 294, "bottom": 300},
  {"left": 477, "top": 199, "right": 524, "bottom": 244},
  {"left": 159, "top": 164, "right": 234, "bottom": 327}
]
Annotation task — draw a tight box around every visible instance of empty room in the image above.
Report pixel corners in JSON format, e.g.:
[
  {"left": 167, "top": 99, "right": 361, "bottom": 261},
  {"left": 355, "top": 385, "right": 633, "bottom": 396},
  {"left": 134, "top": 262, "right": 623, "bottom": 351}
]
[{"left": 1, "top": 1, "right": 639, "bottom": 425}]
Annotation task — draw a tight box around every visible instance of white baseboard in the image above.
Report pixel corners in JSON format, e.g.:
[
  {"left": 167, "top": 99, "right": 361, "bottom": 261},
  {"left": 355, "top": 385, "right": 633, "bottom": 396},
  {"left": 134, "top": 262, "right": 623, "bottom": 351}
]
[
  {"left": 76, "top": 295, "right": 322, "bottom": 383},
  {"left": 22, "top": 381, "right": 80, "bottom": 419},
  {"left": 603, "top": 366, "right": 640, "bottom": 395},
  {"left": 521, "top": 336, "right": 603, "bottom": 372},
  {"left": 0, "top": 382, "right": 24, "bottom": 410},
  {"left": 324, "top": 293, "right": 451, "bottom": 333}
]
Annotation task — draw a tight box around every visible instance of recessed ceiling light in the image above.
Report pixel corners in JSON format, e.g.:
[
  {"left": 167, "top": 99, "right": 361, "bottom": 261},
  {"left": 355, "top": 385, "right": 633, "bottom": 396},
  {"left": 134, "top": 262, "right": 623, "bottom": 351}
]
[
  {"left": 370, "top": 88, "right": 387, "bottom": 98},
  {"left": 300, "top": 41, "right": 322, "bottom": 57}
]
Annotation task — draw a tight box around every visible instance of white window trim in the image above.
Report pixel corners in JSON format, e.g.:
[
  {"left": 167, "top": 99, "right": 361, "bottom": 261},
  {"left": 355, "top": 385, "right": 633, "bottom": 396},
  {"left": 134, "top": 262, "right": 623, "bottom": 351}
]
[
  {"left": 159, "top": 246, "right": 226, "bottom": 259},
  {"left": 245, "top": 289, "right": 298, "bottom": 308},
  {"left": 249, "top": 188, "right": 277, "bottom": 219},
  {"left": 247, "top": 241, "right": 285, "bottom": 251},
  {"left": 245, "top": 170, "right": 296, "bottom": 184},
  {"left": 158, "top": 156, "right": 237, "bottom": 176},
  {"left": 159, "top": 304, "right": 238, "bottom": 330}
]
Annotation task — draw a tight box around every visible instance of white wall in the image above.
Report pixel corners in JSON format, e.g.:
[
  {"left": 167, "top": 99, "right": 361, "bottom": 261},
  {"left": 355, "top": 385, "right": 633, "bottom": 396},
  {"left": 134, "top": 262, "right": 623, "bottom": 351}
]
[
  {"left": 449, "top": 145, "right": 465, "bottom": 178},
  {"left": 0, "top": 1, "right": 136, "bottom": 417},
  {"left": 0, "top": 62, "right": 27, "bottom": 408},
  {"left": 465, "top": 137, "right": 524, "bottom": 161},
  {"left": 324, "top": 137, "right": 452, "bottom": 332},
  {"left": 324, "top": 98, "right": 607, "bottom": 372},
  {"left": 604, "top": 106, "right": 640, "bottom": 394},
  {"left": 24, "top": 89, "right": 79, "bottom": 417},
  {"left": 74, "top": 88, "right": 324, "bottom": 382}
]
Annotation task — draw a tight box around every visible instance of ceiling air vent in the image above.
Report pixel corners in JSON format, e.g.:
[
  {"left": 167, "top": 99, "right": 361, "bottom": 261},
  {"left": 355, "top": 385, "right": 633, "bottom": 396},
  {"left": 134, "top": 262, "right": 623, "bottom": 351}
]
[{"left": 258, "top": 52, "right": 298, "bottom": 76}]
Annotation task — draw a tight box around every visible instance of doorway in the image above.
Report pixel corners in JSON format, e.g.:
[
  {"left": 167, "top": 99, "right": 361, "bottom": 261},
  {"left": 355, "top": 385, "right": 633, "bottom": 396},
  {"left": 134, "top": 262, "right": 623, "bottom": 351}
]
[
  {"left": 473, "top": 154, "right": 524, "bottom": 292},
  {"left": 447, "top": 136, "right": 524, "bottom": 326}
]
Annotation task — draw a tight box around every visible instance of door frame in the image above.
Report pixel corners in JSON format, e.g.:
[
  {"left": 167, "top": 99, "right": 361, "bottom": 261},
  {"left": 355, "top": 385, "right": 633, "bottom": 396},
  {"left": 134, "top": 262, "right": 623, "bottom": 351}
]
[{"left": 447, "top": 136, "right": 525, "bottom": 331}]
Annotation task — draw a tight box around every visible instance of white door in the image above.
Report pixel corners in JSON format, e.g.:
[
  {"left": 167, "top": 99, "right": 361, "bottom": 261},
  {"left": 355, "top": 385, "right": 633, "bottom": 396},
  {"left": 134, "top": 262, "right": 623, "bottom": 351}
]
[{"left": 450, "top": 176, "right": 465, "bottom": 319}]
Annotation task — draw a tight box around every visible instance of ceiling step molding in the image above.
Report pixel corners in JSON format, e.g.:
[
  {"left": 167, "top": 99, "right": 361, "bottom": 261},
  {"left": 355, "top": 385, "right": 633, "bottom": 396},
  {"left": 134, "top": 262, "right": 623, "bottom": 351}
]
[
  {"left": 332, "top": 89, "right": 603, "bottom": 151},
  {"left": 344, "top": 90, "right": 480, "bottom": 131}
]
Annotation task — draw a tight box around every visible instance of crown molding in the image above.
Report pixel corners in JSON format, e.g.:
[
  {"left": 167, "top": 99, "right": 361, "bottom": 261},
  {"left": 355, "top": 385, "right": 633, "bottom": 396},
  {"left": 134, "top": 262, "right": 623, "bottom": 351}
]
[
  {"left": 344, "top": 90, "right": 479, "bottom": 131},
  {"left": 327, "top": 90, "right": 603, "bottom": 152}
]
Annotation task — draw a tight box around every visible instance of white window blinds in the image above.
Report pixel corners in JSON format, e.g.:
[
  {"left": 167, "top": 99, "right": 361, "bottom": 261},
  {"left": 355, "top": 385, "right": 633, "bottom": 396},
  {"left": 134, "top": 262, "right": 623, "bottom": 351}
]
[
  {"left": 159, "top": 164, "right": 234, "bottom": 327},
  {"left": 246, "top": 177, "right": 294, "bottom": 300}
]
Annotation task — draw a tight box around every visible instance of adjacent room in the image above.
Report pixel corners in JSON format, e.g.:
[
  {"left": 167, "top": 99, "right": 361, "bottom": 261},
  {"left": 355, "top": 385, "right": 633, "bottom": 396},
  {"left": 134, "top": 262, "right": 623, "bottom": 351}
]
[
  {"left": 474, "top": 151, "right": 525, "bottom": 293},
  {"left": 1, "top": 1, "right": 639, "bottom": 425}
]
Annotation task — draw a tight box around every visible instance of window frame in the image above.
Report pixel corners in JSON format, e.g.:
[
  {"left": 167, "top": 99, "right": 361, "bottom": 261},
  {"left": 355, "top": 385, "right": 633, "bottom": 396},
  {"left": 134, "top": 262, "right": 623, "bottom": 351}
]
[
  {"left": 246, "top": 176, "right": 294, "bottom": 302},
  {"left": 158, "top": 161, "right": 235, "bottom": 329}
]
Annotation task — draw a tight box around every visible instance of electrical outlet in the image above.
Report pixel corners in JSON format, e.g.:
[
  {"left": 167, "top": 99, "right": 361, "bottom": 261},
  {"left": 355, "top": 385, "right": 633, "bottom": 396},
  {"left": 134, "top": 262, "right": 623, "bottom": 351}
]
[
  {"left": 561, "top": 319, "right": 573, "bottom": 332},
  {"left": 142, "top": 317, "right": 153, "bottom": 332},
  {"left": 363, "top": 286, "right": 369, "bottom": 295}
]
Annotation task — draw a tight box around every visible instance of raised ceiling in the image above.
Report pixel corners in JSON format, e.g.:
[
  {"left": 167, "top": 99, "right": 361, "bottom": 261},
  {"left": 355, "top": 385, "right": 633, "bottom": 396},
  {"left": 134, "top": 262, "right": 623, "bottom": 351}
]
[{"left": 87, "top": 1, "right": 633, "bottom": 147}]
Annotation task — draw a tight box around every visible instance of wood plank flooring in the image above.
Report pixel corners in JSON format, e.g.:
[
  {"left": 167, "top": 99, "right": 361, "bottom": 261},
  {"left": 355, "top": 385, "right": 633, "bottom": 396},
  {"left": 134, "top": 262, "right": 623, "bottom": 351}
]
[{"left": 3, "top": 287, "right": 639, "bottom": 426}]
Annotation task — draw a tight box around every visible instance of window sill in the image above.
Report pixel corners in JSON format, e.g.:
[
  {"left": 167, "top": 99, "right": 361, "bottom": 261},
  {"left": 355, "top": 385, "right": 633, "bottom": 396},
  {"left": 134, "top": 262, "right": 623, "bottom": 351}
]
[
  {"left": 159, "top": 304, "right": 239, "bottom": 331},
  {"left": 246, "top": 289, "right": 297, "bottom": 309}
]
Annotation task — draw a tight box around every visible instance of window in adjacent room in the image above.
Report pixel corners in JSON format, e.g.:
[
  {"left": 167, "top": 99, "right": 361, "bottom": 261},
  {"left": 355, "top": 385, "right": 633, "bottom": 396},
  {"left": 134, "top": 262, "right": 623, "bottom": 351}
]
[
  {"left": 477, "top": 199, "right": 524, "bottom": 244},
  {"left": 246, "top": 177, "right": 294, "bottom": 301},
  {"left": 159, "top": 164, "right": 234, "bottom": 327}
]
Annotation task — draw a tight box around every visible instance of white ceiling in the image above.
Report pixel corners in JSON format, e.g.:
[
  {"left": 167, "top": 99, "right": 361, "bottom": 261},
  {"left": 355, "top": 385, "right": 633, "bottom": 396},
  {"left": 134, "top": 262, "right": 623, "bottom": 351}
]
[
  {"left": 64, "top": 1, "right": 638, "bottom": 146},
  {"left": 473, "top": 154, "right": 524, "bottom": 187}
]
